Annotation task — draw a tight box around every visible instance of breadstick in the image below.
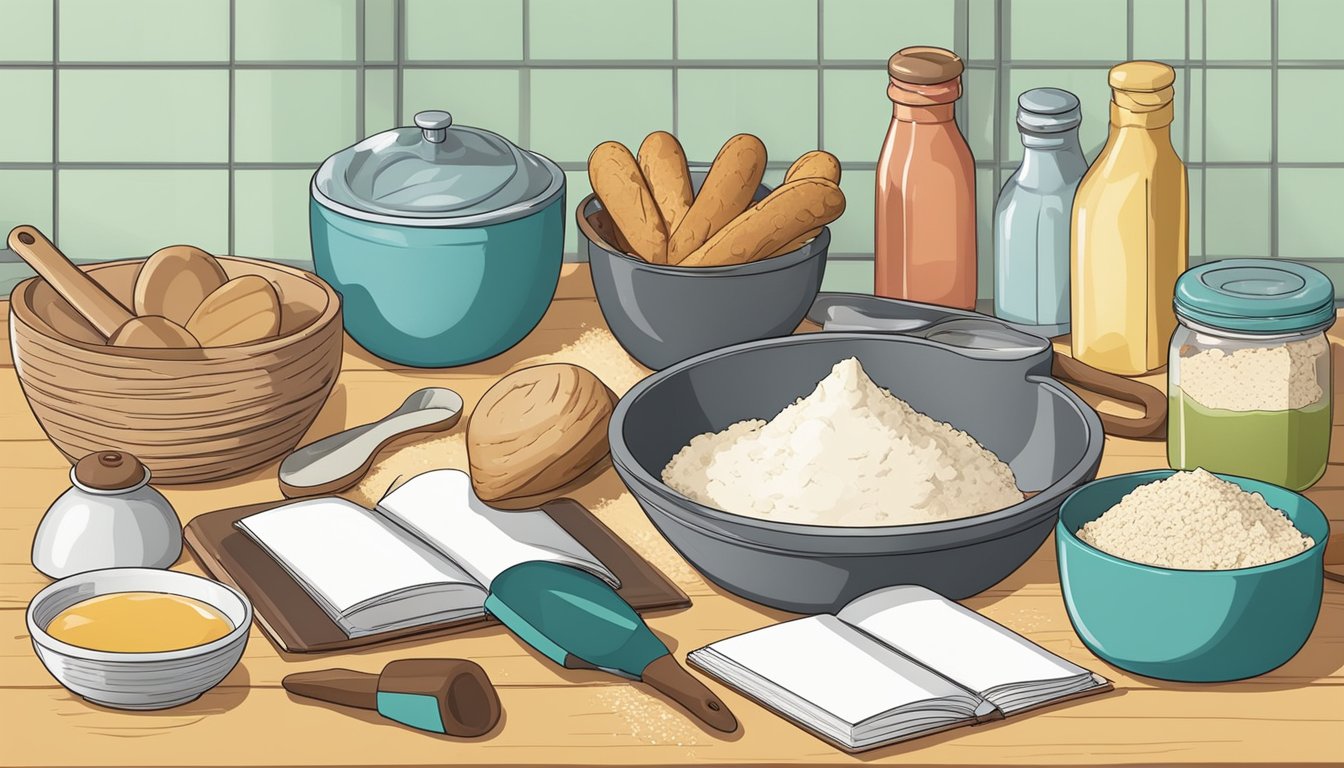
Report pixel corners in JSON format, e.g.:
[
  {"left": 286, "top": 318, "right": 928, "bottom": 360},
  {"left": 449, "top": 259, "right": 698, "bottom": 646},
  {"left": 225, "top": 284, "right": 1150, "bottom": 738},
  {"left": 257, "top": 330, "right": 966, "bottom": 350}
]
[
  {"left": 586, "top": 209, "right": 635, "bottom": 254},
  {"left": 767, "top": 151, "right": 841, "bottom": 256},
  {"left": 588, "top": 141, "right": 668, "bottom": 263},
  {"left": 667, "top": 134, "right": 766, "bottom": 264},
  {"left": 768, "top": 227, "right": 823, "bottom": 258},
  {"left": 680, "top": 178, "right": 845, "bottom": 268},
  {"left": 637, "top": 131, "right": 694, "bottom": 233},
  {"left": 784, "top": 150, "right": 842, "bottom": 185}
]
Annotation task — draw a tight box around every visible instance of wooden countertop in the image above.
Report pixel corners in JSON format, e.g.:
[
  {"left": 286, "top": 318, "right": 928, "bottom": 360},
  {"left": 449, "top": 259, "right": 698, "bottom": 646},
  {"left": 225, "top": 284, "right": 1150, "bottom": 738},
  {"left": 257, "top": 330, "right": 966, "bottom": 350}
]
[{"left": 2, "top": 265, "right": 1341, "bottom": 767}]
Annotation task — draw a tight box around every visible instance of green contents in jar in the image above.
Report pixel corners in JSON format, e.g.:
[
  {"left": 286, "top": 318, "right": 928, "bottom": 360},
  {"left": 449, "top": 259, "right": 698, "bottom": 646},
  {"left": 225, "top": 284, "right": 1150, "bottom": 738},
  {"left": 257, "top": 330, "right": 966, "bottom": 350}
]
[{"left": 1168, "top": 389, "right": 1331, "bottom": 490}]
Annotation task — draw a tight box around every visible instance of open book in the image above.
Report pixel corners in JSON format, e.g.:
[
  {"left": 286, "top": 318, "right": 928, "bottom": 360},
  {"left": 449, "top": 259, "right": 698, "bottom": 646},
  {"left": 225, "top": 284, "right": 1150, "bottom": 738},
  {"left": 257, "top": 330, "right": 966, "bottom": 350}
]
[
  {"left": 235, "top": 469, "right": 617, "bottom": 638},
  {"left": 687, "top": 585, "right": 1110, "bottom": 752}
]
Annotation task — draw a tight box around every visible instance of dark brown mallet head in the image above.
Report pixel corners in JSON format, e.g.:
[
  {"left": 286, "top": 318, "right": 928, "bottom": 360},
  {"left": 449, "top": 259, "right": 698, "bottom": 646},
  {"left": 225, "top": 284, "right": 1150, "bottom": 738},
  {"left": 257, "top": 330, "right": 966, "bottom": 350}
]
[{"left": 283, "top": 658, "right": 501, "bottom": 737}]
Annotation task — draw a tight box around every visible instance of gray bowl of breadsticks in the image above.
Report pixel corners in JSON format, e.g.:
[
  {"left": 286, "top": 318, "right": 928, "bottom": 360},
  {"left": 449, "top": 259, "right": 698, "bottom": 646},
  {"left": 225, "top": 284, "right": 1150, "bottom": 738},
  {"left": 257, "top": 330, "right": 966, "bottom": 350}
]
[{"left": 578, "top": 132, "right": 844, "bottom": 370}]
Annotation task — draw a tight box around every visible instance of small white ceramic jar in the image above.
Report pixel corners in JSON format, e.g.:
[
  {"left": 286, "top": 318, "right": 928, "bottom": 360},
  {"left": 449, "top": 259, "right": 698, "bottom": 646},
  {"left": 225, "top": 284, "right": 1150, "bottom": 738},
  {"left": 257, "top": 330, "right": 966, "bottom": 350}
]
[{"left": 31, "top": 451, "right": 182, "bottom": 579}]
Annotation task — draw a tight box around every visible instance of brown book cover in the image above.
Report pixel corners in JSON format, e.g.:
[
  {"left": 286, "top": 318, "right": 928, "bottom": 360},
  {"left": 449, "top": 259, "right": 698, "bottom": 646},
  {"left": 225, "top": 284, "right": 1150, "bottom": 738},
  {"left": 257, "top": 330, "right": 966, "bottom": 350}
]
[{"left": 184, "top": 497, "right": 690, "bottom": 653}]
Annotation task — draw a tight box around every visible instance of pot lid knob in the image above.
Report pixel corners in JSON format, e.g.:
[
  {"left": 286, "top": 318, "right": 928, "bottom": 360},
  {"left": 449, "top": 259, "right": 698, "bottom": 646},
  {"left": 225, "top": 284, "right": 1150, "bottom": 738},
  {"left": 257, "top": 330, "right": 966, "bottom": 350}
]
[
  {"left": 74, "top": 450, "right": 148, "bottom": 491},
  {"left": 414, "top": 110, "right": 453, "bottom": 144}
]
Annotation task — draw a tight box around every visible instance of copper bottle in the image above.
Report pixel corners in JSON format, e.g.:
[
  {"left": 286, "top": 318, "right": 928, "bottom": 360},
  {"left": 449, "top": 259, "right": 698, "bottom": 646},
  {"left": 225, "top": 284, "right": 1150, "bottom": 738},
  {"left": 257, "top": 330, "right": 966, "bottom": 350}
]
[{"left": 875, "top": 46, "right": 977, "bottom": 309}]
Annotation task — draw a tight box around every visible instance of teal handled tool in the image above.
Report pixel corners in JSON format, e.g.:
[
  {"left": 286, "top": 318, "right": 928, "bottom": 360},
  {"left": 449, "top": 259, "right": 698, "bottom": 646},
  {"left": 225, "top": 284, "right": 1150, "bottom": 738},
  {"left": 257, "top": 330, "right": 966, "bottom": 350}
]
[
  {"left": 486, "top": 561, "right": 739, "bottom": 733},
  {"left": 282, "top": 658, "right": 501, "bottom": 737}
]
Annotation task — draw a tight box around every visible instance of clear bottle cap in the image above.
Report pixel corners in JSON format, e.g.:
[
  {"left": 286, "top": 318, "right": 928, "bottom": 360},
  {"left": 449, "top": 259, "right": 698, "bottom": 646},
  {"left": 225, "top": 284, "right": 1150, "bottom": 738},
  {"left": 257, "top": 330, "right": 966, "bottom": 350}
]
[{"left": 1017, "top": 88, "right": 1082, "bottom": 133}]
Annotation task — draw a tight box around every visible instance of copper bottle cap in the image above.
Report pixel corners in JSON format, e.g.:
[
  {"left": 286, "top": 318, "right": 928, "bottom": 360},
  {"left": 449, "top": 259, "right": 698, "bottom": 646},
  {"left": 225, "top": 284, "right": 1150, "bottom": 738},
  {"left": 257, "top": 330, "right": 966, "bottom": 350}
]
[
  {"left": 74, "top": 451, "right": 148, "bottom": 491},
  {"left": 887, "top": 46, "right": 965, "bottom": 85}
]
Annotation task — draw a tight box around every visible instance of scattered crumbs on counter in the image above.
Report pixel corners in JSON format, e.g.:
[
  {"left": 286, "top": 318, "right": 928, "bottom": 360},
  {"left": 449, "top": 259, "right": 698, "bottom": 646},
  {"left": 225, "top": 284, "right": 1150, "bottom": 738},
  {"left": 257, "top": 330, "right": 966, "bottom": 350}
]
[
  {"left": 524, "top": 326, "right": 650, "bottom": 396},
  {"left": 979, "top": 605, "right": 1050, "bottom": 634},
  {"left": 590, "top": 496, "right": 700, "bottom": 586},
  {"left": 594, "top": 687, "right": 704, "bottom": 748}
]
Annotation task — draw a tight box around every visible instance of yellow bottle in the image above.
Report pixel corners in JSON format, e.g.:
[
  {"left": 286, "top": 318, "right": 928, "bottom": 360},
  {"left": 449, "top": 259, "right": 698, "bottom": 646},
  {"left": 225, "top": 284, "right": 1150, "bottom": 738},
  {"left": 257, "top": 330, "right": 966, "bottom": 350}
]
[{"left": 1071, "top": 61, "right": 1188, "bottom": 375}]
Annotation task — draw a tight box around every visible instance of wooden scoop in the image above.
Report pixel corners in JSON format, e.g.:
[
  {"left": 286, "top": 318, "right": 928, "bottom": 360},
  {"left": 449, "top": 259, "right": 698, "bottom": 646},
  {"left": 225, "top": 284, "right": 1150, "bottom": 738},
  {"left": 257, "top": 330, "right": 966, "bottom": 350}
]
[{"left": 7, "top": 225, "right": 200, "bottom": 349}]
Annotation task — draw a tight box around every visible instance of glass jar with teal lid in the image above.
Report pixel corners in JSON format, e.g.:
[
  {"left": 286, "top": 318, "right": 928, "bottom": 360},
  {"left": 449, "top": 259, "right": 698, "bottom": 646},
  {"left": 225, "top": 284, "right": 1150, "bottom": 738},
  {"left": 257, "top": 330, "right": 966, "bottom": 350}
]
[{"left": 1168, "top": 259, "right": 1335, "bottom": 489}]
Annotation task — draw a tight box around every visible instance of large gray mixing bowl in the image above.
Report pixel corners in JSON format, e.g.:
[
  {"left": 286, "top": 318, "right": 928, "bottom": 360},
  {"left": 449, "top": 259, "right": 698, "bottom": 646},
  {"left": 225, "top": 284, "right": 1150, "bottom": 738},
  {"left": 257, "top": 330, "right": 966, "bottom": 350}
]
[
  {"left": 609, "top": 333, "right": 1104, "bottom": 613},
  {"left": 578, "top": 171, "right": 828, "bottom": 370}
]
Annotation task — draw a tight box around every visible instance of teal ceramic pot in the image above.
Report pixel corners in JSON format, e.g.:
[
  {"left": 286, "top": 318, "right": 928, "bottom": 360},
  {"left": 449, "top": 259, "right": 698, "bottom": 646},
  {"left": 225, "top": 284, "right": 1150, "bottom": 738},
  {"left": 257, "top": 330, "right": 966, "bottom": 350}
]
[
  {"left": 311, "top": 110, "right": 565, "bottom": 368},
  {"left": 1057, "top": 470, "right": 1328, "bottom": 682}
]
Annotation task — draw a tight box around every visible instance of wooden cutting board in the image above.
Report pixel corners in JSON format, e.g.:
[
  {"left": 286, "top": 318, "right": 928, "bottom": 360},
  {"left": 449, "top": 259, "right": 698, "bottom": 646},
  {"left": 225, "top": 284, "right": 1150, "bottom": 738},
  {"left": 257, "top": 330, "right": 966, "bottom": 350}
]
[{"left": 184, "top": 497, "right": 691, "bottom": 653}]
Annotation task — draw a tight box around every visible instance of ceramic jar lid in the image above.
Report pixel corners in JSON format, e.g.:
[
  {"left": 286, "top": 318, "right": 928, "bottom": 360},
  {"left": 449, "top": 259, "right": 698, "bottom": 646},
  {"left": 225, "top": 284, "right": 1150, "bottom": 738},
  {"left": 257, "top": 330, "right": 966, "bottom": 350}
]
[
  {"left": 1016, "top": 88, "right": 1082, "bottom": 133},
  {"left": 1175, "top": 259, "right": 1336, "bottom": 334},
  {"left": 312, "top": 109, "right": 564, "bottom": 227},
  {"left": 73, "top": 451, "right": 150, "bottom": 492}
]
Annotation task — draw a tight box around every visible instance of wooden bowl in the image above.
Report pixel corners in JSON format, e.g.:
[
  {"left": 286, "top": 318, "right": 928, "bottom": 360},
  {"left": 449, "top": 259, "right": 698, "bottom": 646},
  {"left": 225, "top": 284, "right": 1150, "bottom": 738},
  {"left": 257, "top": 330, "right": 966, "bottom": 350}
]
[{"left": 9, "top": 257, "right": 343, "bottom": 485}]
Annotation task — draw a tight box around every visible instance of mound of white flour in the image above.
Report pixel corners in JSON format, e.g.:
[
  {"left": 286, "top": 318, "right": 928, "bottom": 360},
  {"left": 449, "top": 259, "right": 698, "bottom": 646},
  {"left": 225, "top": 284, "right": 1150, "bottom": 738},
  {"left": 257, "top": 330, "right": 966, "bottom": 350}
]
[{"left": 660, "top": 357, "right": 1024, "bottom": 526}]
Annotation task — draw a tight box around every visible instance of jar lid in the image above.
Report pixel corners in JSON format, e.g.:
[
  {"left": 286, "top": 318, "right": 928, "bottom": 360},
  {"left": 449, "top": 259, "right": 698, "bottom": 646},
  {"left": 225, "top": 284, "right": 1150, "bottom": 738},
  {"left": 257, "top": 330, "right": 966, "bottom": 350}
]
[
  {"left": 74, "top": 451, "right": 149, "bottom": 492},
  {"left": 312, "top": 110, "right": 564, "bottom": 227},
  {"left": 887, "top": 46, "right": 964, "bottom": 84},
  {"left": 1174, "top": 259, "right": 1336, "bottom": 334},
  {"left": 1017, "top": 88, "right": 1082, "bottom": 133}
]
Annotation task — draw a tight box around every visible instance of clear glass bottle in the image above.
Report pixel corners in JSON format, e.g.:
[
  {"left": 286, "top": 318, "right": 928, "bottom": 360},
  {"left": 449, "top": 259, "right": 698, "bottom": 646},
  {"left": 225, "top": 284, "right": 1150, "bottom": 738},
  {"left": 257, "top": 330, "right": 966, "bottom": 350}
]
[
  {"left": 1072, "top": 61, "right": 1188, "bottom": 375},
  {"left": 1168, "top": 260, "right": 1335, "bottom": 490},
  {"left": 875, "top": 46, "right": 977, "bottom": 309},
  {"left": 994, "top": 88, "right": 1087, "bottom": 336}
]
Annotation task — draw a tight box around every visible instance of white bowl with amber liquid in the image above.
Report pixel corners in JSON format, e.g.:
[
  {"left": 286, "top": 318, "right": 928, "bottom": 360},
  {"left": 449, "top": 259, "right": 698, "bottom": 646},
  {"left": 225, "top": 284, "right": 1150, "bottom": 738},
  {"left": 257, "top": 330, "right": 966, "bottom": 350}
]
[{"left": 26, "top": 568, "right": 251, "bottom": 710}]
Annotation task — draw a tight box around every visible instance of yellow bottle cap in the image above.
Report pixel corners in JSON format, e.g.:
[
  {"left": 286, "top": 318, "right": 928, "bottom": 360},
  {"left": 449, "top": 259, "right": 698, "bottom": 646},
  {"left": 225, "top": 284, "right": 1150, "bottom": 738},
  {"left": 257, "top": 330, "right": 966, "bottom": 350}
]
[
  {"left": 1108, "top": 61, "right": 1176, "bottom": 115},
  {"left": 1108, "top": 61, "right": 1176, "bottom": 92}
]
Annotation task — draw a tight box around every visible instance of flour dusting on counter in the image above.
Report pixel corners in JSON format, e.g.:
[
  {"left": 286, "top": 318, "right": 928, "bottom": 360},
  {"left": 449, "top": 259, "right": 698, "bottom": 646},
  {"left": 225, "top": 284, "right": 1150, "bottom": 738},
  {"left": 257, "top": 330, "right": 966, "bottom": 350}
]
[{"left": 661, "top": 357, "right": 1024, "bottom": 526}]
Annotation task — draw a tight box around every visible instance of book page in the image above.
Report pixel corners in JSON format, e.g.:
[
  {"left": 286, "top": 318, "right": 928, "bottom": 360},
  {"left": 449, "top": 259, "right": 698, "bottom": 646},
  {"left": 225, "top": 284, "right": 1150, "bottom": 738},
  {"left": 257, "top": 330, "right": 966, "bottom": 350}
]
[
  {"left": 838, "top": 585, "right": 1089, "bottom": 696},
  {"left": 699, "top": 615, "right": 971, "bottom": 728},
  {"left": 235, "top": 496, "right": 482, "bottom": 617},
  {"left": 375, "top": 469, "right": 619, "bottom": 589}
]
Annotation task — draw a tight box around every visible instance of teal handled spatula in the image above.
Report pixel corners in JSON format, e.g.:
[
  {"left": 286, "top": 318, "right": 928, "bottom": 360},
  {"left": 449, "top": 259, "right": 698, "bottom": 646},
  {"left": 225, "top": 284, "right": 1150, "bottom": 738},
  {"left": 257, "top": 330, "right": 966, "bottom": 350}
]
[{"left": 486, "top": 561, "right": 739, "bottom": 733}]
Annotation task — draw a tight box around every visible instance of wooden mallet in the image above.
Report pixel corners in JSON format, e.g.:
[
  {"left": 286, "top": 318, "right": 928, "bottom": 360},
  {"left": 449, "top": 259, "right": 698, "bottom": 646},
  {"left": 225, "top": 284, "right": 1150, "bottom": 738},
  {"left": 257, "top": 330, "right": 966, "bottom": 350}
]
[{"left": 282, "top": 658, "right": 501, "bottom": 737}]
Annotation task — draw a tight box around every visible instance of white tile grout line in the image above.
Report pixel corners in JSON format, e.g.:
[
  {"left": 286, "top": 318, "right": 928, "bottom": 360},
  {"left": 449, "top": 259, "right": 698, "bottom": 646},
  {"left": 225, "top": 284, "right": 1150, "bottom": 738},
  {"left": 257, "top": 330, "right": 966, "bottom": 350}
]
[
  {"left": 1201, "top": 0, "right": 1207, "bottom": 261},
  {"left": 50, "top": 0, "right": 59, "bottom": 244},
  {"left": 816, "top": 0, "right": 824, "bottom": 152},
  {"left": 5, "top": 58, "right": 1343, "bottom": 70},
  {"left": 671, "top": 0, "right": 679, "bottom": 135},
  {"left": 520, "top": 0, "right": 531, "bottom": 150},
  {"left": 355, "top": 0, "right": 366, "bottom": 143},
  {"left": 1127, "top": 0, "right": 1134, "bottom": 61},
  {"left": 0, "top": 159, "right": 1325, "bottom": 172},
  {"left": 227, "top": 0, "right": 236, "bottom": 255},
  {"left": 1270, "top": 0, "right": 1279, "bottom": 257},
  {"left": 394, "top": 0, "right": 403, "bottom": 123},
  {"left": 994, "top": 0, "right": 1008, "bottom": 249}
]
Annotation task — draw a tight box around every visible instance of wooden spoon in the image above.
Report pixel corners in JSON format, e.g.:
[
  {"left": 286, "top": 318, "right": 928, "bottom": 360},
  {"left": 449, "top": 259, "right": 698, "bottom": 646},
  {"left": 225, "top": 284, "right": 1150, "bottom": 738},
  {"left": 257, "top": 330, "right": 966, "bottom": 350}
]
[{"left": 7, "top": 225, "right": 200, "bottom": 349}]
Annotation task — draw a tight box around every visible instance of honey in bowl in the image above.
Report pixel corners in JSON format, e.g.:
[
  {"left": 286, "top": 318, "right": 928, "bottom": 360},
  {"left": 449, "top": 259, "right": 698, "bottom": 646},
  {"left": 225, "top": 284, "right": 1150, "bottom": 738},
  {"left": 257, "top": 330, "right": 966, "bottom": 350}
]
[{"left": 46, "top": 592, "right": 233, "bottom": 653}]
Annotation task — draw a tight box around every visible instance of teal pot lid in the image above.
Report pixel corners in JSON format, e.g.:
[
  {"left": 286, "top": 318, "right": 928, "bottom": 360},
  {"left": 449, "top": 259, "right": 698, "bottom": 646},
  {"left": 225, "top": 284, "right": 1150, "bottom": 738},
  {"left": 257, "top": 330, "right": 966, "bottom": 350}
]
[
  {"left": 313, "top": 109, "right": 563, "bottom": 227},
  {"left": 1174, "top": 259, "right": 1336, "bottom": 334}
]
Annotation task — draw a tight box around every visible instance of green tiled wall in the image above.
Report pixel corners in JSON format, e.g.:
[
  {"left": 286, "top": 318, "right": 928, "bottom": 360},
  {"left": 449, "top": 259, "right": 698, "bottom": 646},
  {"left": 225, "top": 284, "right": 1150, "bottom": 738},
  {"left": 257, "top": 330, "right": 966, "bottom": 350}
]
[{"left": 0, "top": 0, "right": 1340, "bottom": 299}]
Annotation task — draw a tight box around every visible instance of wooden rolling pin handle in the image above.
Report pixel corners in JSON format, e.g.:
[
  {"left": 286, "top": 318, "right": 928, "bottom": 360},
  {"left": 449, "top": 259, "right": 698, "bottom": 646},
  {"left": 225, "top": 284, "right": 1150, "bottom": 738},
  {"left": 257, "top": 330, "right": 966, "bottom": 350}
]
[
  {"left": 282, "top": 668, "right": 379, "bottom": 710},
  {"left": 7, "top": 225, "right": 133, "bottom": 338},
  {"left": 1051, "top": 355, "right": 1169, "bottom": 440},
  {"left": 641, "top": 654, "right": 739, "bottom": 733}
]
